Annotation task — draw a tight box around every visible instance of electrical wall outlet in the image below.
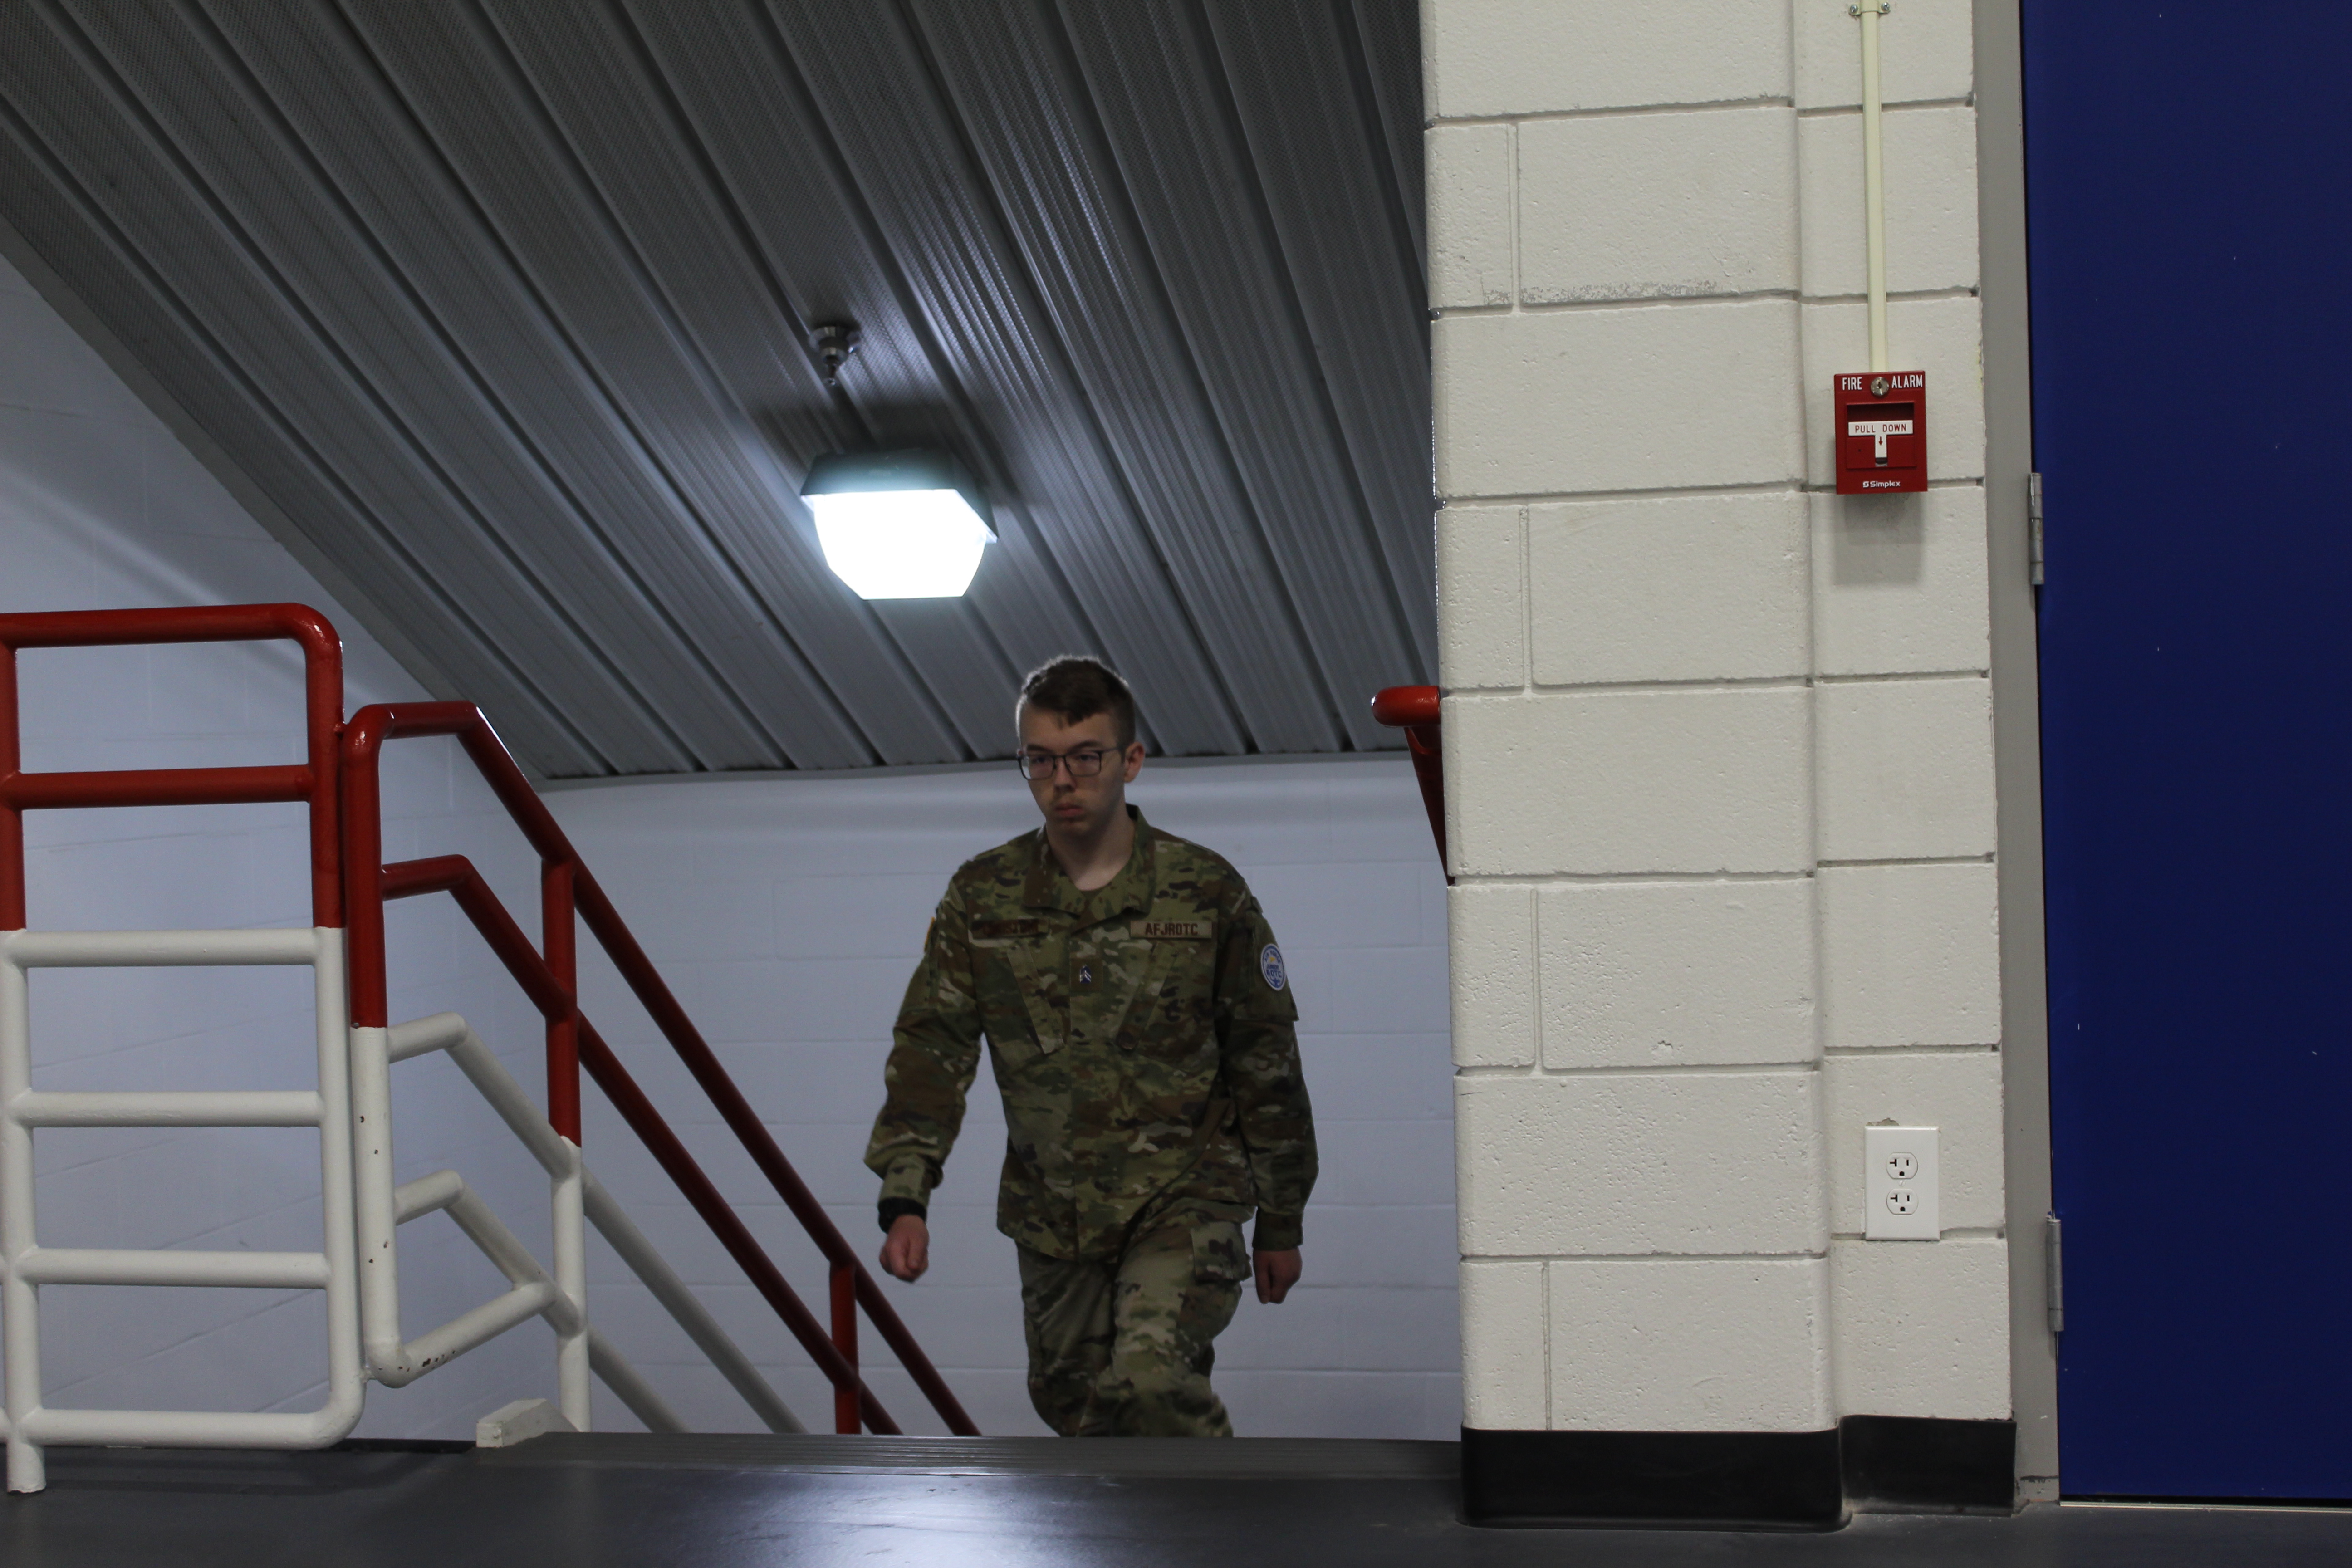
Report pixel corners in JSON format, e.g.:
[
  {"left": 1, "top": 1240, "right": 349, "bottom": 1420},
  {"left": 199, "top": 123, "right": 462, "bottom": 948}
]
[{"left": 1864, "top": 1125, "right": 1940, "bottom": 1240}]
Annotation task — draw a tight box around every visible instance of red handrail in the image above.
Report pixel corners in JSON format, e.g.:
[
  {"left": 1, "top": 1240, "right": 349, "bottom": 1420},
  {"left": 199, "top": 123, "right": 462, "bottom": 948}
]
[
  {"left": 341, "top": 699, "right": 978, "bottom": 1437},
  {"left": 1372, "top": 685, "right": 1447, "bottom": 873},
  {"left": 0, "top": 604, "right": 343, "bottom": 929}
]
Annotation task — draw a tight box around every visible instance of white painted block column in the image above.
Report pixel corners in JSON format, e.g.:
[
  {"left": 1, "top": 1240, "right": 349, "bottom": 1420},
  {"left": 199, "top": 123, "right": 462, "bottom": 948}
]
[
  {"left": 1429, "top": 0, "right": 2008, "bottom": 1492},
  {"left": 1431, "top": 0, "right": 1828, "bottom": 1447},
  {"left": 1796, "top": 0, "right": 2009, "bottom": 1428}
]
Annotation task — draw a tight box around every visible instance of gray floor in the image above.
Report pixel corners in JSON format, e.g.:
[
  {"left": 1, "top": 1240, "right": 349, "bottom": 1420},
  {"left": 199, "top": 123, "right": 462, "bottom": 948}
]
[{"left": 2, "top": 1436, "right": 2347, "bottom": 1566}]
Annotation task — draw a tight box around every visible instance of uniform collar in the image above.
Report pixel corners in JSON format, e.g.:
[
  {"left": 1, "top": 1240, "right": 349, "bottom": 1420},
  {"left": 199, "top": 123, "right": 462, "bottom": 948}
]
[{"left": 1024, "top": 806, "right": 1157, "bottom": 919}]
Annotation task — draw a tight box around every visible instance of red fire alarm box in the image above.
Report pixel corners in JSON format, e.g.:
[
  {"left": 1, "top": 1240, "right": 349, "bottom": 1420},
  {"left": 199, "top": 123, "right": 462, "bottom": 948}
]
[{"left": 1833, "top": 370, "right": 1927, "bottom": 494}]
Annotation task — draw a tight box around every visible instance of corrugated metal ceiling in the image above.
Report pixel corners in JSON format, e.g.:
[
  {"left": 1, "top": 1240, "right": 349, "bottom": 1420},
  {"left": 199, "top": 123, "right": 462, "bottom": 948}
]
[{"left": 0, "top": 0, "right": 1430, "bottom": 776}]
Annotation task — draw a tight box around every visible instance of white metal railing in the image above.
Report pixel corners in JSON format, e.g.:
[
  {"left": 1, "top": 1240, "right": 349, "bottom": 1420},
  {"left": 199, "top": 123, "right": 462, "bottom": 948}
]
[
  {"left": 0, "top": 926, "right": 362, "bottom": 1494},
  {"left": 353, "top": 1011, "right": 804, "bottom": 1438},
  {"left": 1, "top": 946, "right": 804, "bottom": 1494}
]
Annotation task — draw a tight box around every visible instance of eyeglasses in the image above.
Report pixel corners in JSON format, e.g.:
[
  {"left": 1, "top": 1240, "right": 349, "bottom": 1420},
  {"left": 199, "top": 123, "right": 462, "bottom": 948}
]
[{"left": 1016, "top": 746, "right": 1116, "bottom": 781}]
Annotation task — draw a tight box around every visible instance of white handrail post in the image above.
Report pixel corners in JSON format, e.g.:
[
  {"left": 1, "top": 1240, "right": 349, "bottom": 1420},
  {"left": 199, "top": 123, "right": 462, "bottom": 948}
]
[
  {"left": 350, "top": 1021, "right": 405, "bottom": 1377},
  {"left": 313, "top": 932, "right": 363, "bottom": 1441},
  {"left": 3, "top": 942, "right": 44, "bottom": 1494},
  {"left": 553, "top": 1138, "right": 590, "bottom": 1430}
]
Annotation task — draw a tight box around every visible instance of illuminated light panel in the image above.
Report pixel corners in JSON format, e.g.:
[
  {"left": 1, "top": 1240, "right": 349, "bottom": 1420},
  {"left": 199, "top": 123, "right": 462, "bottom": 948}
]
[
  {"left": 800, "top": 450, "right": 995, "bottom": 600},
  {"left": 808, "top": 489, "right": 992, "bottom": 599}
]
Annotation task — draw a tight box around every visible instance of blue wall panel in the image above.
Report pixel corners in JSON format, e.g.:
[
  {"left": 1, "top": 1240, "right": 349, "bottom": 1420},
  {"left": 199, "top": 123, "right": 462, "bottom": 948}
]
[{"left": 2027, "top": 0, "right": 2352, "bottom": 1500}]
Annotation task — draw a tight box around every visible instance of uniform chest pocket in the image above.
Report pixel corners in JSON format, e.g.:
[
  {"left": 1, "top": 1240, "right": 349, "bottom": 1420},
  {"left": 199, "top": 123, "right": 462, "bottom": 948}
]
[
  {"left": 976, "top": 939, "right": 1062, "bottom": 1070},
  {"left": 1121, "top": 936, "right": 1217, "bottom": 1058}
]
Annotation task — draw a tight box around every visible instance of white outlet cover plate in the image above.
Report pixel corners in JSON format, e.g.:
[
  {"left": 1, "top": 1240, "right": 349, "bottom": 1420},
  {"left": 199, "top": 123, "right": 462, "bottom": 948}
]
[{"left": 1864, "top": 1125, "right": 1940, "bottom": 1240}]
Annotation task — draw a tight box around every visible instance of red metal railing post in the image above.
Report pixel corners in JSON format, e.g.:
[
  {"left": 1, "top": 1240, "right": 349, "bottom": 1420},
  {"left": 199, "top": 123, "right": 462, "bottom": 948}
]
[
  {"left": 0, "top": 639, "right": 23, "bottom": 931},
  {"left": 543, "top": 860, "right": 580, "bottom": 1145},
  {"left": 343, "top": 706, "right": 390, "bottom": 1029},
  {"left": 831, "top": 1264, "right": 859, "bottom": 1434},
  {"left": 288, "top": 609, "right": 345, "bottom": 931},
  {"left": 1371, "top": 685, "right": 1448, "bottom": 873}
]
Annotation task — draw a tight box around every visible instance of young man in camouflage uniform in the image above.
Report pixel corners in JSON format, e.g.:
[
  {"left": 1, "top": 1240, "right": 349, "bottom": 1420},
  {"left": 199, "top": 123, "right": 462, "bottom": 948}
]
[{"left": 866, "top": 657, "right": 1317, "bottom": 1437}]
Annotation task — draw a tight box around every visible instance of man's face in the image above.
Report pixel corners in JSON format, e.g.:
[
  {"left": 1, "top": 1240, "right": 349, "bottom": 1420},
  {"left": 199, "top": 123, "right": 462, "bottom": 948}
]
[{"left": 1017, "top": 705, "right": 1145, "bottom": 837}]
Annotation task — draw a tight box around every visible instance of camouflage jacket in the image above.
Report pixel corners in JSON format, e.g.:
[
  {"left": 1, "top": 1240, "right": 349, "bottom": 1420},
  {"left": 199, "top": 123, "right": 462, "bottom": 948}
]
[{"left": 864, "top": 809, "right": 1317, "bottom": 1261}]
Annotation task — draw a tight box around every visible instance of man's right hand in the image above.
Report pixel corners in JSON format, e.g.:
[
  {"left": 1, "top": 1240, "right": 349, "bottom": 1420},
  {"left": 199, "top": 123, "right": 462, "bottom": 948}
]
[{"left": 879, "top": 1213, "right": 930, "bottom": 1282}]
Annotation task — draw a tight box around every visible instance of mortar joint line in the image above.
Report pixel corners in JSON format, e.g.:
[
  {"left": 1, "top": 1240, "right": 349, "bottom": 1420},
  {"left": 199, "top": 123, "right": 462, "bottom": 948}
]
[
  {"left": 1797, "top": 285, "right": 1981, "bottom": 306},
  {"left": 1822, "top": 1043, "right": 2000, "bottom": 1057},
  {"left": 1452, "top": 870, "right": 1817, "bottom": 886},
  {"left": 1795, "top": 95, "right": 1975, "bottom": 119},
  {"left": 1466, "top": 1250, "right": 1829, "bottom": 1264},
  {"left": 1456, "top": 1061, "right": 1819, "bottom": 1079},
  {"left": 1433, "top": 284, "right": 1973, "bottom": 319},
  {"left": 1429, "top": 96, "right": 1793, "bottom": 129},
  {"left": 1442, "top": 480, "right": 1804, "bottom": 506}
]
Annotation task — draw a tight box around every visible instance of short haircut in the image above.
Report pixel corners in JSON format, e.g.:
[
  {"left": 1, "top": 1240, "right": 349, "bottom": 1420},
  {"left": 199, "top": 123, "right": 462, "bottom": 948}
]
[{"left": 1016, "top": 656, "right": 1137, "bottom": 749}]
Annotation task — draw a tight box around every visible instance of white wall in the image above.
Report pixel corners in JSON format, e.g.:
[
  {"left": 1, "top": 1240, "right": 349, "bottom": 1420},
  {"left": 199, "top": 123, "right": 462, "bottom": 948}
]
[
  {"left": 549, "top": 758, "right": 1458, "bottom": 1439},
  {"left": 1429, "top": 0, "right": 2007, "bottom": 1433},
  {"left": 0, "top": 247, "right": 567, "bottom": 1440}
]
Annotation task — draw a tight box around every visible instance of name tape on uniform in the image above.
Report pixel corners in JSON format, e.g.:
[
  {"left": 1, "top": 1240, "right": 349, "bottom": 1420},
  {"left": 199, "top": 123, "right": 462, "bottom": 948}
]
[
  {"left": 1133, "top": 920, "right": 1209, "bottom": 940},
  {"left": 971, "top": 917, "right": 1045, "bottom": 941}
]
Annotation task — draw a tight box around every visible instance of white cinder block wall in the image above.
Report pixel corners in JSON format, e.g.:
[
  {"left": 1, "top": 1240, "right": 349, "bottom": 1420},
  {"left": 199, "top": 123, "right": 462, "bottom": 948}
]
[
  {"left": 1430, "top": 0, "right": 2007, "bottom": 1438},
  {"left": 0, "top": 246, "right": 580, "bottom": 1440},
  {"left": 550, "top": 759, "right": 1458, "bottom": 1439}
]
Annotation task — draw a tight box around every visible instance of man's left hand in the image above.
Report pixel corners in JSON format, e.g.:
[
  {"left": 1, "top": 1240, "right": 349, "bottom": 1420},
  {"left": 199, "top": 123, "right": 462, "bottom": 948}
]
[{"left": 1253, "top": 1247, "right": 1301, "bottom": 1305}]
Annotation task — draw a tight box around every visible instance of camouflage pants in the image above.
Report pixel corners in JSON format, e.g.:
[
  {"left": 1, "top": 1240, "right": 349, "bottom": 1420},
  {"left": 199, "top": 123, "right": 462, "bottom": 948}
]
[{"left": 1016, "top": 1213, "right": 1248, "bottom": 1437}]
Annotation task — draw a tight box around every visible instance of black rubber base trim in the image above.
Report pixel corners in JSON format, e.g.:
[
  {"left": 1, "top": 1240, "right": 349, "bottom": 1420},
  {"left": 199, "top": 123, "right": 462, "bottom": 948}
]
[
  {"left": 1462, "top": 1417, "right": 2024, "bottom": 1528},
  {"left": 1460, "top": 1427, "right": 1845, "bottom": 1530},
  {"left": 1841, "top": 1415, "right": 2015, "bottom": 1514}
]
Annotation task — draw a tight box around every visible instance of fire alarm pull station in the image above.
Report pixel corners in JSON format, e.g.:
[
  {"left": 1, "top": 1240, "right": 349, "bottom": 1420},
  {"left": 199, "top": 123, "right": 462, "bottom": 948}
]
[{"left": 1834, "top": 370, "right": 1927, "bottom": 495}]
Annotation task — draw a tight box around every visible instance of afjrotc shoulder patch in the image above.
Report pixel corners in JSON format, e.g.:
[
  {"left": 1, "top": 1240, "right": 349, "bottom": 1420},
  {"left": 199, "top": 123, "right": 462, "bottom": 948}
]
[{"left": 1259, "top": 944, "right": 1287, "bottom": 992}]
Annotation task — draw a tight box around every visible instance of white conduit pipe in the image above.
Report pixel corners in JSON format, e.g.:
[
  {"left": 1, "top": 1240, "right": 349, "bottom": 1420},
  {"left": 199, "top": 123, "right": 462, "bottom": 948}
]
[{"left": 1857, "top": 0, "right": 1891, "bottom": 373}]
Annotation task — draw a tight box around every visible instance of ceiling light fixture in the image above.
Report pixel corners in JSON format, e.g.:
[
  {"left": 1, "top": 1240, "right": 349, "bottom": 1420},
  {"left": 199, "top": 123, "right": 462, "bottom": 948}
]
[{"left": 800, "top": 448, "right": 996, "bottom": 600}]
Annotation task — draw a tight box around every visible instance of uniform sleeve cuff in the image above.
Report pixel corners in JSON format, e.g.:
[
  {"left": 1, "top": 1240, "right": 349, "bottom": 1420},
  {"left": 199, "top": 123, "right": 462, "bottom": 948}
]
[
  {"left": 877, "top": 1154, "right": 934, "bottom": 1205},
  {"left": 878, "top": 1197, "right": 928, "bottom": 1234},
  {"left": 1252, "top": 1212, "right": 1303, "bottom": 1251}
]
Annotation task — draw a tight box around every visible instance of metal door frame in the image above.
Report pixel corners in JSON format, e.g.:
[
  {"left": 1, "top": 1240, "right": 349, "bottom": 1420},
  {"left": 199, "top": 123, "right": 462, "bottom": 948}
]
[{"left": 1974, "top": 0, "right": 2060, "bottom": 1504}]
